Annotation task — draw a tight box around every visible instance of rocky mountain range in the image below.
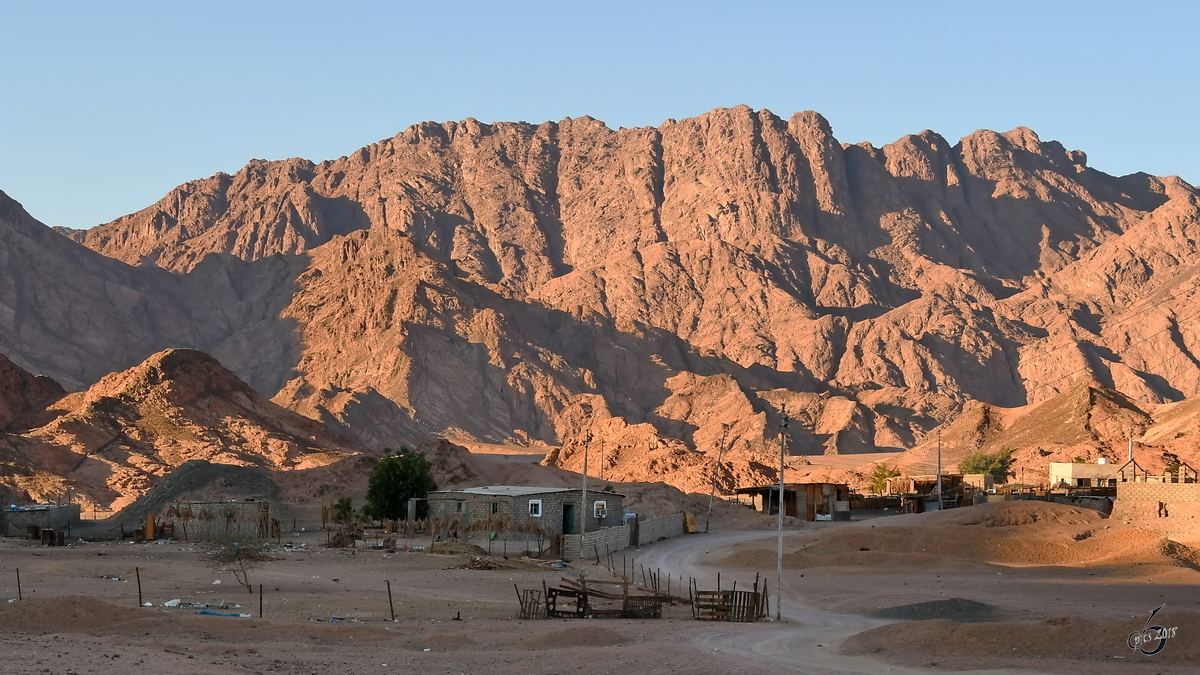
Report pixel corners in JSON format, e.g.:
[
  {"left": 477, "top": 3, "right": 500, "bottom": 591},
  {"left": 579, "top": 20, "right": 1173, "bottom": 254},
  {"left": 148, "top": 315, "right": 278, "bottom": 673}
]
[{"left": 4, "top": 104, "right": 1200, "bottom": 500}]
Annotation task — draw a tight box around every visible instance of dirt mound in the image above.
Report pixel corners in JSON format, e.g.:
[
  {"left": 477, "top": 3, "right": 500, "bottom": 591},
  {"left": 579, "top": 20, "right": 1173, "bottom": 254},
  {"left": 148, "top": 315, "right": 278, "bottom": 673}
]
[
  {"left": 845, "top": 611, "right": 1200, "bottom": 666},
  {"left": 935, "top": 500, "right": 1107, "bottom": 528},
  {"left": 111, "top": 459, "right": 278, "bottom": 527},
  {"left": 0, "top": 595, "right": 152, "bottom": 633},
  {"left": 719, "top": 502, "right": 1200, "bottom": 570},
  {"left": 517, "top": 626, "right": 630, "bottom": 650},
  {"left": 870, "top": 598, "right": 1001, "bottom": 623}
]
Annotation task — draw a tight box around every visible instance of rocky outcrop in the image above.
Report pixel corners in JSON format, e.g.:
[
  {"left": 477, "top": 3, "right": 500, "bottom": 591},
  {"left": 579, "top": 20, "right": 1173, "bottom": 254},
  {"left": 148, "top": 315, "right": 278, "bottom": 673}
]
[
  {"left": 0, "top": 353, "right": 65, "bottom": 431},
  {"left": 0, "top": 349, "right": 361, "bottom": 510}
]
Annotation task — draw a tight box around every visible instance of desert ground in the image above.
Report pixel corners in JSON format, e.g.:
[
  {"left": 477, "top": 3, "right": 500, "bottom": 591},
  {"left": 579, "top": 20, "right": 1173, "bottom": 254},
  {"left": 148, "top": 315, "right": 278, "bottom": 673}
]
[{"left": 0, "top": 501, "right": 1196, "bottom": 675}]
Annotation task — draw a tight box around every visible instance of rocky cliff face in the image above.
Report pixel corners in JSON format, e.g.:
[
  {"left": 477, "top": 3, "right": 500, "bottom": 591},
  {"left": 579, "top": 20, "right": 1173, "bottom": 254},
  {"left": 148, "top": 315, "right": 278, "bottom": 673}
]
[{"left": 6, "top": 105, "right": 1200, "bottom": 493}]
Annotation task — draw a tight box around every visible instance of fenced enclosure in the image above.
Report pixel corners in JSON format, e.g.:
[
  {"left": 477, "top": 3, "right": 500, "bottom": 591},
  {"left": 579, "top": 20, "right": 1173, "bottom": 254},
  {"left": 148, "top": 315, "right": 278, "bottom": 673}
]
[
  {"left": 690, "top": 574, "right": 768, "bottom": 622},
  {"left": 166, "top": 501, "right": 273, "bottom": 542}
]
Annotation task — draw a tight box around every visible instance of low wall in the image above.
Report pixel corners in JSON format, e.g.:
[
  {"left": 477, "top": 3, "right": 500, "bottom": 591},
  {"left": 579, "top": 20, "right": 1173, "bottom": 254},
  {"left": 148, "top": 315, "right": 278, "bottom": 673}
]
[
  {"left": 566, "top": 523, "right": 631, "bottom": 561},
  {"left": 637, "top": 513, "right": 684, "bottom": 544},
  {"left": 563, "top": 513, "right": 687, "bottom": 561}
]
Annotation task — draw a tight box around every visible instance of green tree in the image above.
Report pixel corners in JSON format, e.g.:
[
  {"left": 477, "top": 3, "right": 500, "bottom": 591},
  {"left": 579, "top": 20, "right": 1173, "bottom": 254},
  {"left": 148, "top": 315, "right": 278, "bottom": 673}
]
[
  {"left": 958, "top": 447, "right": 1015, "bottom": 484},
  {"left": 366, "top": 447, "right": 439, "bottom": 521},
  {"left": 333, "top": 496, "right": 354, "bottom": 525},
  {"left": 867, "top": 464, "right": 901, "bottom": 494}
]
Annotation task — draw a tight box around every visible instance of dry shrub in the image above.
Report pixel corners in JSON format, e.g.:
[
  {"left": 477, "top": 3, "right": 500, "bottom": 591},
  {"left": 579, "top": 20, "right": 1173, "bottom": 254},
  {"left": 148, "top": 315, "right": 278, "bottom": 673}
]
[{"left": 207, "top": 540, "right": 272, "bottom": 592}]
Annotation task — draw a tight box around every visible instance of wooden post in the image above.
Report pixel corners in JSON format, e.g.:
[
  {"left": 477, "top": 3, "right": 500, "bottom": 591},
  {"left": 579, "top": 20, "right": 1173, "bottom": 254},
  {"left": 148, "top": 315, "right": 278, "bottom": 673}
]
[
  {"left": 259, "top": 584, "right": 263, "bottom": 618},
  {"left": 15, "top": 568, "right": 21, "bottom": 601},
  {"left": 387, "top": 580, "right": 396, "bottom": 622},
  {"left": 717, "top": 572, "right": 720, "bottom": 591},
  {"left": 136, "top": 566, "right": 142, "bottom": 607},
  {"left": 691, "top": 576, "right": 700, "bottom": 619}
]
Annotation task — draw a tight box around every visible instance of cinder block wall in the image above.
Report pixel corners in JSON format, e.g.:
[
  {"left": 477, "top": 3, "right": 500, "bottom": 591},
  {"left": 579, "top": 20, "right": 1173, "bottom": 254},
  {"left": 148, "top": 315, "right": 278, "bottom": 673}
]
[
  {"left": 1111, "top": 483, "right": 1200, "bottom": 540},
  {"left": 638, "top": 514, "right": 684, "bottom": 543},
  {"left": 1116, "top": 483, "right": 1200, "bottom": 503},
  {"left": 3, "top": 505, "right": 82, "bottom": 536},
  {"left": 567, "top": 524, "right": 631, "bottom": 561}
]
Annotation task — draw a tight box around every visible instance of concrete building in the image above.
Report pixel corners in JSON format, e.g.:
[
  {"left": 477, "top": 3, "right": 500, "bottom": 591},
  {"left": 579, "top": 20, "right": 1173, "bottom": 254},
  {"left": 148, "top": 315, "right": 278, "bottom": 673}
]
[
  {"left": 1, "top": 503, "right": 80, "bottom": 537},
  {"left": 735, "top": 482, "right": 850, "bottom": 521},
  {"left": 1049, "top": 460, "right": 1118, "bottom": 488},
  {"left": 426, "top": 486, "right": 626, "bottom": 539}
]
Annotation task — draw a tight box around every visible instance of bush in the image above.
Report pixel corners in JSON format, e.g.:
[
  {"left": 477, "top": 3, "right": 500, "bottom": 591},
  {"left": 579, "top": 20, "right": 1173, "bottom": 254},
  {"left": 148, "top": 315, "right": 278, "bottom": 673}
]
[
  {"left": 366, "top": 447, "right": 439, "bottom": 522},
  {"left": 207, "top": 540, "right": 272, "bottom": 593},
  {"left": 958, "top": 447, "right": 1015, "bottom": 484}
]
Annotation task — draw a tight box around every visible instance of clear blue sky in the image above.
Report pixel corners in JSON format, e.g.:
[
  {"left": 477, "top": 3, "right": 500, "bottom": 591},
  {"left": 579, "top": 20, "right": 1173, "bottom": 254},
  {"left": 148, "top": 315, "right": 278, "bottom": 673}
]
[{"left": 2, "top": 0, "right": 1197, "bottom": 229}]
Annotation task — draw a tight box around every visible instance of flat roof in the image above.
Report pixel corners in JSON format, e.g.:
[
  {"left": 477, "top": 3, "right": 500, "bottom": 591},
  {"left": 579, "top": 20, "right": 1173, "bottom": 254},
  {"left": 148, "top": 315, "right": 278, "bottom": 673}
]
[
  {"left": 735, "top": 482, "right": 848, "bottom": 494},
  {"left": 430, "top": 486, "right": 626, "bottom": 497}
]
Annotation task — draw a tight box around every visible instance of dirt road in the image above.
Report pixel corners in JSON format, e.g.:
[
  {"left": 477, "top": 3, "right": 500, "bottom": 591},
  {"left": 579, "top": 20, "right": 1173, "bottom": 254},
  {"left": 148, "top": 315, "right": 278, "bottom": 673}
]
[{"left": 633, "top": 529, "right": 1051, "bottom": 675}]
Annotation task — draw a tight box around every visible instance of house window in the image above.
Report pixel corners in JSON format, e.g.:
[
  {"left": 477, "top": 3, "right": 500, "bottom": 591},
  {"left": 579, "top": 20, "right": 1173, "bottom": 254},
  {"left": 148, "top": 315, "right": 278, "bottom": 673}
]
[
  {"left": 528, "top": 500, "right": 542, "bottom": 517},
  {"left": 490, "top": 502, "right": 499, "bottom": 515},
  {"left": 593, "top": 500, "right": 608, "bottom": 518},
  {"left": 456, "top": 501, "right": 463, "bottom": 512}
]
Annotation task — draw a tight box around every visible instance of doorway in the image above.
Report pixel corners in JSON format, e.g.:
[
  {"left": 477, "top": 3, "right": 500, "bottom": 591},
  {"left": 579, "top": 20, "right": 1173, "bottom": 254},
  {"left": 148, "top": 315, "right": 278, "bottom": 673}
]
[{"left": 562, "top": 503, "right": 575, "bottom": 535}]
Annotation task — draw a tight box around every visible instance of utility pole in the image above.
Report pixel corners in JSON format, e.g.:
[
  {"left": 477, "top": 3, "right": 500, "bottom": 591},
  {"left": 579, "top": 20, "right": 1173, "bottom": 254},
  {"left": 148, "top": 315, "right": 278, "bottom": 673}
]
[
  {"left": 599, "top": 439, "right": 605, "bottom": 483},
  {"left": 936, "top": 428, "right": 943, "bottom": 511},
  {"left": 580, "top": 429, "right": 591, "bottom": 536},
  {"left": 1128, "top": 427, "right": 1133, "bottom": 462},
  {"left": 777, "top": 406, "right": 788, "bottom": 621},
  {"left": 705, "top": 424, "right": 730, "bottom": 533}
]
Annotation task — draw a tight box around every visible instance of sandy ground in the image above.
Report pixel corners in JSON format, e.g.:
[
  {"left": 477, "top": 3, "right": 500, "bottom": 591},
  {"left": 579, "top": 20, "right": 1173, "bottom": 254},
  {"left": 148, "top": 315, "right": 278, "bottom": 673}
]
[{"left": 1, "top": 501, "right": 1198, "bottom": 674}]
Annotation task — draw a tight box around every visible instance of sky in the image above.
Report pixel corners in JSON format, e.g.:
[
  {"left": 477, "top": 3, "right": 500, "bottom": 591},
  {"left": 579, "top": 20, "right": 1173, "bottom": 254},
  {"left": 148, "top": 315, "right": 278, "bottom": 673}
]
[{"left": 1, "top": 0, "right": 1197, "bottom": 230}]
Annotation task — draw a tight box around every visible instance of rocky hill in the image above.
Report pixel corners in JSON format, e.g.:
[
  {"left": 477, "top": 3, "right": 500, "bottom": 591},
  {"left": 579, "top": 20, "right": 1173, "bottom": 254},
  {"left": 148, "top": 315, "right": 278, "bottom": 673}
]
[
  {"left": 3, "top": 105, "right": 1200, "bottom": 493},
  {"left": 0, "top": 349, "right": 360, "bottom": 510}
]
